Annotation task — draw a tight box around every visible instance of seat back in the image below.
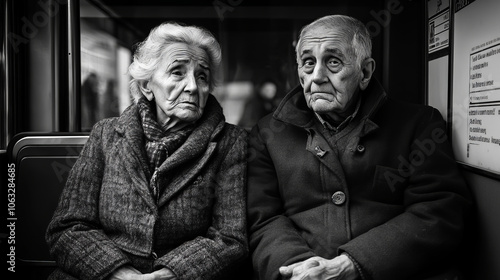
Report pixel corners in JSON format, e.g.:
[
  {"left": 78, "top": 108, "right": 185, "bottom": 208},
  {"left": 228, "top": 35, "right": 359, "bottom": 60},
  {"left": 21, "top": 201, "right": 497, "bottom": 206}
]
[{"left": 6, "top": 133, "right": 88, "bottom": 269}]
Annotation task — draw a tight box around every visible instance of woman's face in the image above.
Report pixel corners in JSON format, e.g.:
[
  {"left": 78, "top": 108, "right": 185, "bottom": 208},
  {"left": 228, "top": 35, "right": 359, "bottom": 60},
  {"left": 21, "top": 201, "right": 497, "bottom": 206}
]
[{"left": 146, "top": 42, "right": 211, "bottom": 126}]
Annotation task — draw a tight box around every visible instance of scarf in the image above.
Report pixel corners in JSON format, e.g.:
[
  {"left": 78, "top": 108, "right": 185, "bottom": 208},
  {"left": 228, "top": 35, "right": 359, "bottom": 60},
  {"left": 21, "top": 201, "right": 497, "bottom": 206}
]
[{"left": 137, "top": 96, "right": 195, "bottom": 173}]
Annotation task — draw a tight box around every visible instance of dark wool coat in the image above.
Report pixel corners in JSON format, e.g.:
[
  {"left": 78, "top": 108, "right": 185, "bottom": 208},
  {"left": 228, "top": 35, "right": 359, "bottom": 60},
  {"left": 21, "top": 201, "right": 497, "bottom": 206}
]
[
  {"left": 46, "top": 95, "right": 248, "bottom": 280},
  {"left": 247, "top": 81, "right": 472, "bottom": 280}
]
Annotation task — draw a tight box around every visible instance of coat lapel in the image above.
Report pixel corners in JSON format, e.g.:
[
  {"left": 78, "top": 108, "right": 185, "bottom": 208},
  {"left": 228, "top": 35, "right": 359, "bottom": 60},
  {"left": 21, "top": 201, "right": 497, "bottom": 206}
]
[
  {"left": 112, "top": 95, "right": 225, "bottom": 209},
  {"left": 114, "top": 105, "right": 156, "bottom": 210},
  {"left": 306, "top": 131, "right": 343, "bottom": 177},
  {"left": 157, "top": 142, "right": 217, "bottom": 207},
  {"left": 156, "top": 95, "right": 225, "bottom": 207}
]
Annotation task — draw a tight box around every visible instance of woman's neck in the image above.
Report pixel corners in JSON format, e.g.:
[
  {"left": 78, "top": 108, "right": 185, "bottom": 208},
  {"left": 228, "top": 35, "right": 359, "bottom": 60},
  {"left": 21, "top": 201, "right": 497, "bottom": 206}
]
[{"left": 155, "top": 104, "right": 189, "bottom": 132}]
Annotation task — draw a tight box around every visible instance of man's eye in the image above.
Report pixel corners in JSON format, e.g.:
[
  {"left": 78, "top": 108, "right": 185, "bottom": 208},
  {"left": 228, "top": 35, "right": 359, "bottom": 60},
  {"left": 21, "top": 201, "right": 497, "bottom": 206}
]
[
  {"left": 303, "top": 59, "right": 315, "bottom": 67},
  {"left": 301, "top": 59, "right": 315, "bottom": 73},
  {"left": 328, "top": 58, "right": 342, "bottom": 67}
]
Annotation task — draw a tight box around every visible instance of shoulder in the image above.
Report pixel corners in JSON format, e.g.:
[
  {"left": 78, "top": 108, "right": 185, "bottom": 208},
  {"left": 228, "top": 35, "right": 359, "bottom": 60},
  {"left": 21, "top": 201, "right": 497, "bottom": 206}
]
[
  {"left": 375, "top": 98, "right": 444, "bottom": 125},
  {"left": 250, "top": 111, "right": 303, "bottom": 144},
  {"left": 217, "top": 123, "right": 248, "bottom": 153},
  {"left": 255, "top": 112, "right": 275, "bottom": 127},
  {"left": 373, "top": 98, "right": 446, "bottom": 140},
  {"left": 83, "top": 117, "right": 121, "bottom": 151},
  {"left": 93, "top": 117, "right": 118, "bottom": 130},
  {"left": 251, "top": 112, "right": 291, "bottom": 135},
  {"left": 213, "top": 123, "right": 248, "bottom": 163},
  {"left": 222, "top": 122, "right": 249, "bottom": 140},
  {"left": 88, "top": 117, "right": 119, "bottom": 137},
  {"left": 384, "top": 97, "right": 437, "bottom": 114}
]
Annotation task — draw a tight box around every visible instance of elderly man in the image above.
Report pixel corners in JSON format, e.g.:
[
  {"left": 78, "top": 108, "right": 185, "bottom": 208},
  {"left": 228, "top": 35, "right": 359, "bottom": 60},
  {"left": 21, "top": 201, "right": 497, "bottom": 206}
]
[{"left": 247, "top": 15, "right": 471, "bottom": 280}]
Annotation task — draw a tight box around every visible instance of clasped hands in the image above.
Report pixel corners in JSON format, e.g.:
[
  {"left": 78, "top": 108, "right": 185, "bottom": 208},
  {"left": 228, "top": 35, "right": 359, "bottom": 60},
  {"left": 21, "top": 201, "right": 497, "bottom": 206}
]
[
  {"left": 108, "top": 266, "right": 177, "bottom": 280},
  {"left": 279, "top": 254, "right": 359, "bottom": 280}
]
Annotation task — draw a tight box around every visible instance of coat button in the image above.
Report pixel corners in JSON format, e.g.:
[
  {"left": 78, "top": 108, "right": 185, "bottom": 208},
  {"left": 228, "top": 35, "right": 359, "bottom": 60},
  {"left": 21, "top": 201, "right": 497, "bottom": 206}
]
[
  {"left": 314, "top": 146, "right": 327, "bottom": 158},
  {"left": 356, "top": 144, "right": 365, "bottom": 153},
  {"left": 151, "top": 251, "right": 158, "bottom": 259},
  {"left": 331, "top": 191, "right": 346, "bottom": 205}
]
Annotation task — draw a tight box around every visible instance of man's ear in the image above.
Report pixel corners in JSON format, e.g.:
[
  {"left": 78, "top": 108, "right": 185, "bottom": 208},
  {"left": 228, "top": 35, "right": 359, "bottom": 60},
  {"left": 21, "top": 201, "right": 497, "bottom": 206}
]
[
  {"left": 139, "top": 80, "right": 154, "bottom": 101},
  {"left": 359, "top": 58, "right": 376, "bottom": 90}
]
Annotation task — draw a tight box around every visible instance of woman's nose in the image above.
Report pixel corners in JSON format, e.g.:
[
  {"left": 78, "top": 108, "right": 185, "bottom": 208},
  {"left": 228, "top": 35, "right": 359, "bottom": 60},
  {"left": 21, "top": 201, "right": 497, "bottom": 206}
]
[{"left": 184, "top": 73, "right": 198, "bottom": 93}]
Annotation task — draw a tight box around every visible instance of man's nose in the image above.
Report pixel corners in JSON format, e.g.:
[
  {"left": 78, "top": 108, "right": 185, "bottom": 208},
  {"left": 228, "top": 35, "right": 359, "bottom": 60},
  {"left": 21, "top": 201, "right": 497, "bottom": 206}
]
[
  {"left": 184, "top": 72, "right": 198, "bottom": 94},
  {"left": 311, "top": 63, "right": 328, "bottom": 84}
]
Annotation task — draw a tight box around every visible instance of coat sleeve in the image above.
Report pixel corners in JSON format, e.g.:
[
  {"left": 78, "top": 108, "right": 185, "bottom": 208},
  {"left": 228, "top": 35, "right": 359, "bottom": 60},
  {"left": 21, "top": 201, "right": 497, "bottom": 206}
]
[
  {"left": 154, "top": 128, "right": 249, "bottom": 280},
  {"left": 247, "top": 123, "right": 316, "bottom": 280},
  {"left": 45, "top": 120, "right": 130, "bottom": 280},
  {"left": 339, "top": 107, "right": 473, "bottom": 280}
]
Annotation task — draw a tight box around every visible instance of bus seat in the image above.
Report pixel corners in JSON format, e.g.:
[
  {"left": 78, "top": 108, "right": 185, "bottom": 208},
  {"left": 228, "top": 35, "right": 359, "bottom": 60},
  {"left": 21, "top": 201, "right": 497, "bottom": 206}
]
[{"left": 6, "top": 133, "right": 89, "bottom": 278}]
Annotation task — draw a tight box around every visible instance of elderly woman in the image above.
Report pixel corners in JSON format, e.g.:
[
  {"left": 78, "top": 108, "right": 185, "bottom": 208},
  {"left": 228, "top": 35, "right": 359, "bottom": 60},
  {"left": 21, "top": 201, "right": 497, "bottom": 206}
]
[{"left": 46, "top": 22, "right": 248, "bottom": 280}]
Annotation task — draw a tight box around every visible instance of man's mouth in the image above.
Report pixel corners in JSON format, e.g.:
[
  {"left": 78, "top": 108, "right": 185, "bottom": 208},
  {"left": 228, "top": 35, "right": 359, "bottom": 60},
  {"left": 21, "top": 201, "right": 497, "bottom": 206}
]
[{"left": 310, "top": 92, "right": 335, "bottom": 101}]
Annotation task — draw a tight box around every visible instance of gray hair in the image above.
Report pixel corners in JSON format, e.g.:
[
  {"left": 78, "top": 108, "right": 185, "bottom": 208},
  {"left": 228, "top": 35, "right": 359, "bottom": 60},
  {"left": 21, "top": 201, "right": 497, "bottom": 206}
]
[
  {"left": 128, "top": 22, "right": 222, "bottom": 101},
  {"left": 295, "top": 15, "right": 372, "bottom": 68}
]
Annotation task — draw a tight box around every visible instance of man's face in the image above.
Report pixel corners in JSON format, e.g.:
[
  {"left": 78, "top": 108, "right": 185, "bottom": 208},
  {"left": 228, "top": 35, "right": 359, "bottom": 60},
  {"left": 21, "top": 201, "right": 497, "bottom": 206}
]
[{"left": 297, "top": 26, "right": 363, "bottom": 117}]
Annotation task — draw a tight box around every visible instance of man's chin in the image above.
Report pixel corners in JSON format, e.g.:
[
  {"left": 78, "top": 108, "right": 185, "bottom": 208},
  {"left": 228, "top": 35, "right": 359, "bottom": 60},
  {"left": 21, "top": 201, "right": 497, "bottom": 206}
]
[{"left": 310, "top": 101, "right": 340, "bottom": 114}]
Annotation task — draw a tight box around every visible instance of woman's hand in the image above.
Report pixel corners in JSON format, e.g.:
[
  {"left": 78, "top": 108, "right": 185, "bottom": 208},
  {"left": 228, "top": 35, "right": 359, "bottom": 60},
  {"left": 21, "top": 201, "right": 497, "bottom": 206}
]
[
  {"left": 279, "top": 255, "right": 359, "bottom": 280},
  {"left": 108, "top": 266, "right": 143, "bottom": 280},
  {"left": 109, "top": 266, "right": 177, "bottom": 280},
  {"left": 143, "top": 268, "right": 177, "bottom": 280}
]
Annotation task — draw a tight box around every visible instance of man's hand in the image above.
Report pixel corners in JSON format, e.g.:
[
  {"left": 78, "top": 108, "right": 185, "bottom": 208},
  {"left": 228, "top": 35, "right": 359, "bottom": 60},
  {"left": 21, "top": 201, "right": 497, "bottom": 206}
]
[
  {"left": 279, "top": 255, "right": 359, "bottom": 280},
  {"left": 109, "top": 266, "right": 177, "bottom": 280}
]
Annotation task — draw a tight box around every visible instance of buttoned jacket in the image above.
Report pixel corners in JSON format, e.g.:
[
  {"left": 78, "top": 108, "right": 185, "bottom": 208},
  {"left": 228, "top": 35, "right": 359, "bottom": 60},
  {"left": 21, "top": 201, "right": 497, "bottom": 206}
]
[
  {"left": 46, "top": 95, "right": 248, "bottom": 280},
  {"left": 247, "top": 81, "right": 472, "bottom": 280}
]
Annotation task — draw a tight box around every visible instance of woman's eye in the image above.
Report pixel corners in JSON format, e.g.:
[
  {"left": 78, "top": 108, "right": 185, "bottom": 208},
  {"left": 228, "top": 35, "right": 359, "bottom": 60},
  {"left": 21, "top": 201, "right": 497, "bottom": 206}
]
[
  {"left": 197, "top": 74, "right": 210, "bottom": 85},
  {"left": 198, "top": 74, "right": 208, "bottom": 81},
  {"left": 172, "top": 70, "right": 183, "bottom": 76}
]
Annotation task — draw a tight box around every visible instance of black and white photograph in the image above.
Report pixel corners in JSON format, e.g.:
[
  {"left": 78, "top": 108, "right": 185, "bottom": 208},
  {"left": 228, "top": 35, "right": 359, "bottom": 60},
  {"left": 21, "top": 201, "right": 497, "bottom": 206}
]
[{"left": 1, "top": 0, "right": 499, "bottom": 279}]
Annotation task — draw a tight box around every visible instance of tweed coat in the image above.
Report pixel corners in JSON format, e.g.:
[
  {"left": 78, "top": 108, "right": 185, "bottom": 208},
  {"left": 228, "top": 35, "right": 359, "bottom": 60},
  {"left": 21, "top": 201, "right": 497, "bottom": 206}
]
[
  {"left": 247, "top": 81, "right": 472, "bottom": 280},
  {"left": 46, "top": 95, "right": 248, "bottom": 280}
]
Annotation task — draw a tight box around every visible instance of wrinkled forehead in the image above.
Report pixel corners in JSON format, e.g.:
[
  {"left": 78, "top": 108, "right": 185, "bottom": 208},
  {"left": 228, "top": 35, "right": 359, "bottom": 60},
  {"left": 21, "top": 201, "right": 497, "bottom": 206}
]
[
  {"left": 298, "top": 26, "right": 355, "bottom": 57},
  {"left": 160, "top": 42, "right": 210, "bottom": 69}
]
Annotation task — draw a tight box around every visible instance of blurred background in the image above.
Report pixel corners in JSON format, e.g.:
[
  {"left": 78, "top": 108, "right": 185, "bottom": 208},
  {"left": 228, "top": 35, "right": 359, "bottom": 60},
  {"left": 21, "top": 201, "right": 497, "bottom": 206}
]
[
  {"left": 4, "top": 2, "right": 500, "bottom": 280},
  {"left": 1, "top": 0, "right": 424, "bottom": 140}
]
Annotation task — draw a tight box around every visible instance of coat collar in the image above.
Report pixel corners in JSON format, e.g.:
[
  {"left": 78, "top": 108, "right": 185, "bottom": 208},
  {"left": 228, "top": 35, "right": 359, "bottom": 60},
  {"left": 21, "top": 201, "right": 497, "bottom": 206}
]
[
  {"left": 114, "top": 94, "right": 225, "bottom": 147},
  {"left": 273, "top": 79, "right": 388, "bottom": 130},
  {"left": 112, "top": 94, "right": 226, "bottom": 208}
]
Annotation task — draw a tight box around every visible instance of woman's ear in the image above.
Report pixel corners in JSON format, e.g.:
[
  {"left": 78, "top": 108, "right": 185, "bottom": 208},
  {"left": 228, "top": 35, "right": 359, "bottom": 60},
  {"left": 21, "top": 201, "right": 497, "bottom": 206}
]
[
  {"left": 139, "top": 80, "right": 154, "bottom": 101},
  {"left": 359, "top": 58, "right": 376, "bottom": 91}
]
